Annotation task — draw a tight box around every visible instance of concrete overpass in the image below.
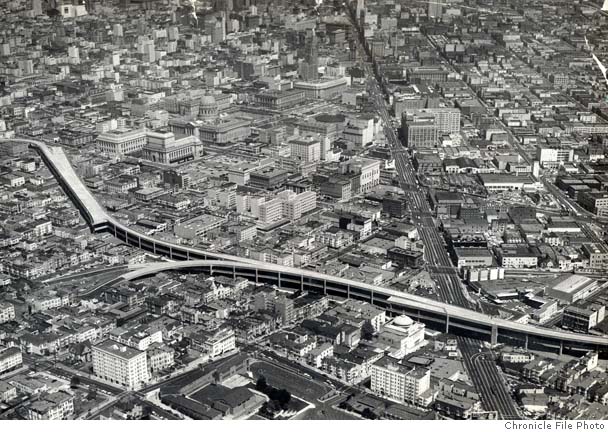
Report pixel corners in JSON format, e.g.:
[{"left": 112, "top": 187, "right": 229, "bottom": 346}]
[
  {"left": 120, "top": 260, "right": 608, "bottom": 356},
  {"left": 8, "top": 137, "right": 608, "bottom": 355},
  {"left": 4, "top": 137, "right": 272, "bottom": 266}
]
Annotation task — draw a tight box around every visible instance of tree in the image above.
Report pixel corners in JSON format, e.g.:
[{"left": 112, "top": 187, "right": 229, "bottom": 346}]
[
  {"left": 86, "top": 388, "right": 97, "bottom": 400},
  {"left": 361, "top": 408, "right": 377, "bottom": 420},
  {"left": 361, "top": 320, "right": 375, "bottom": 340},
  {"left": 141, "top": 406, "right": 153, "bottom": 420},
  {"left": 275, "top": 389, "right": 291, "bottom": 409},
  {"left": 256, "top": 375, "right": 268, "bottom": 393},
  {"left": 70, "top": 376, "right": 81, "bottom": 388}
]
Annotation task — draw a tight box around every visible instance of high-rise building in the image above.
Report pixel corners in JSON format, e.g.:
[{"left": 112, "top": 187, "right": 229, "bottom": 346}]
[
  {"left": 258, "top": 198, "right": 283, "bottom": 224},
  {"left": 0, "top": 302, "right": 15, "bottom": 324},
  {"left": 113, "top": 23, "right": 124, "bottom": 38},
  {"left": 371, "top": 357, "right": 432, "bottom": 406},
  {"left": 274, "top": 295, "right": 295, "bottom": 324},
  {"left": 536, "top": 146, "right": 574, "bottom": 168},
  {"left": 32, "top": 0, "right": 43, "bottom": 16},
  {"left": 289, "top": 136, "right": 321, "bottom": 163},
  {"left": 356, "top": 0, "right": 364, "bottom": 19},
  {"left": 428, "top": 0, "right": 443, "bottom": 18},
  {"left": 299, "top": 29, "right": 319, "bottom": 81},
  {"left": 413, "top": 108, "right": 461, "bottom": 134},
  {"left": 92, "top": 340, "right": 150, "bottom": 390},
  {"left": 143, "top": 40, "right": 155, "bottom": 62},
  {"left": 403, "top": 114, "right": 438, "bottom": 149},
  {"left": 168, "top": 26, "right": 179, "bottom": 41},
  {"left": 68, "top": 45, "right": 79, "bottom": 60},
  {"left": 278, "top": 190, "right": 317, "bottom": 220},
  {"left": 18, "top": 59, "right": 34, "bottom": 75}
]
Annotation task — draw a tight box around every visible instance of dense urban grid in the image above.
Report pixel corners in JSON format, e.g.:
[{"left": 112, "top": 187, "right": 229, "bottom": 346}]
[{"left": 0, "top": 0, "right": 608, "bottom": 422}]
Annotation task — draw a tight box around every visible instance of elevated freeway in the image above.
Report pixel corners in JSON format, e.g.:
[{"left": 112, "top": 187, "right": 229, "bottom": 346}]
[
  {"left": 119, "top": 260, "right": 608, "bottom": 356},
  {"left": 7, "top": 137, "right": 608, "bottom": 356}
]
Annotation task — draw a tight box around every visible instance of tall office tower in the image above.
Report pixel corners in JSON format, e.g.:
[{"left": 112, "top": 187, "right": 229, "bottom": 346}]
[
  {"left": 32, "top": 0, "right": 43, "bottom": 16},
  {"left": 299, "top": 29, "right": 319, "bottom": 81},
  {"left": 428, "top": 0, "right": 443, "bottom": 18},
  {"left": 113, "top": 23, "right": 123, "bottom": 37},
  {"left": 168, "top": 26, "right": 179, "bottom": 41},
  {"left": 356, "top": 0, "right": 364, "bottom": 18},
  {"left": 18, "top": 59, "right": 34, "bottom": 75},
  {"left": 403, "top": 114, "right": 439, "bottom": 149},
  {"left": 142, "top": 40, "right": 155, "bottom": 63}
]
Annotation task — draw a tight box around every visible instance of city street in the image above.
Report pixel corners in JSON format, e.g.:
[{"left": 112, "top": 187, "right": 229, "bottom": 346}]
[
  {"left": 348, "top": 11, "right": 475, "bottom": 311},
  {"left": 458, "top": 337, "right": 521, "bottom": 420}
]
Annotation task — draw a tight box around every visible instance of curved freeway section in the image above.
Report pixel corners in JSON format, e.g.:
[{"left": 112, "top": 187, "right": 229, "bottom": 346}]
[
  {"left": 1, "top": 137, "right": 278, "bottom": 267},
  {"left": 7, "top": 137, "right": 608, "bottom": 356},
  {"left": 119, "top": 260, "right": 608, "bottom": 356}
]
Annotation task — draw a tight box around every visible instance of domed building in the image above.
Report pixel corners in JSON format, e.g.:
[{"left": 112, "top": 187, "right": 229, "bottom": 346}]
[
  {"left": 378, "top": 314, "right": 426, "bottom": 359},
  {"left": 198, "top": 94, "right": 218, "bottom": 120}
]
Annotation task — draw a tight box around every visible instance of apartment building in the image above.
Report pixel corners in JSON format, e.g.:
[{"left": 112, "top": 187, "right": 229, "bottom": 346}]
[
  {"left": 0, "top": 302, "right": 15, "bottom": 324},
  {"left": 26, "top": 391, "right": 74, "bottom": 420},
  {"left": 371, "top": 356, "right": 432, "bottom": 407},
  {"left": 0, "top": 347, "right": 23, "bottom": 374},
  {"left": 92, "top": 340, "right": 149, "bottom": 390},
  {"left": 289, "top": 136, "right": 321, "bottom": 163}
]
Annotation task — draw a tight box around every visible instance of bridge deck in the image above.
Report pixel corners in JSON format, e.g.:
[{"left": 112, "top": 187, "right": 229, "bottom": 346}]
[
  {"left": 10, "top": 137, "right": 608, "bottom": 349},
  {"left": 119, "top": 260, "right": 608, "bottom": 348},
  {"left": 3, "top": 139, "right": 109, "bottom": 227}
]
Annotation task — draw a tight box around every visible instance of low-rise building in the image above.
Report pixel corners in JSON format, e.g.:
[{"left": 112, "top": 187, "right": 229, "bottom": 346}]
[
  {"left": 0, "top": 302, "right": 15, "bottom": 324},
  {"left": 378, "top": 315, "right": 426, "bottom": 359},
  {"left": 0, "top": 347, "right": 22, "bottom": 374},
  {"left": 147, "top": 343, "right": 175, "bottom": 374},
  {"left": 0, "top": 381, "right": 16, "bottom": 402},
  {"left": 26, "top": 391, "right": 74, "bottom": 420}
]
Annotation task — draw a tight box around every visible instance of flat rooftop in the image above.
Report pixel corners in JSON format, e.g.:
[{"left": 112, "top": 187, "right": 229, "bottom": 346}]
[{"left": 550, "top": 274, "right": 596, "bottom": 294}]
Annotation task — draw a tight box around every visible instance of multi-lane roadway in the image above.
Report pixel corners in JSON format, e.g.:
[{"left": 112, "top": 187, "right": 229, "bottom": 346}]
[
  {"left": 345, "top": 3, "right": 523, "bottom": 419},
  {"left": 459, "top": 337, "right": 521, "bottom": 420},
  {"left": 356, "top": 30, "right": 475, "bottom": 311}
]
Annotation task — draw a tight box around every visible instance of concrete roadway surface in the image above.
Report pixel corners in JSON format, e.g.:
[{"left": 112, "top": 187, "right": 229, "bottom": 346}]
[
  {"left": 458, "top": 337, "right": 521, "bottom": 420},
  {"left": 42, "top": 265, "right": 128, "bottom": 284},
  {"left": 356, "top": 37, "right": 476, "bottom": 310},
  {"left": 362, "top": 54, "right": 475, "bottom": 309}
]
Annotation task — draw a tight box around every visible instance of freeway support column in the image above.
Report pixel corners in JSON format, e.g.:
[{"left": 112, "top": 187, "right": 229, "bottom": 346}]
[
  {"left": 491, "top": 325, "right": 498, "bottom": 346},
  {"left": 323, "top": 279, "right": 327, "bottom": 296},
  {"left": 278, "top": 272, "right": 282, "bottom": 289},
  {"left": 525, "top": 334, "right": 529, "bottom": 350},
  {"left": 347, "top": 284, "right": 350, "bottom": 299},
  {"left": 445, "top": 314, "right": 450, "bottom": 333},
  {"left": 559, "top": 341, "right": 563, "bottom": 356}
]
